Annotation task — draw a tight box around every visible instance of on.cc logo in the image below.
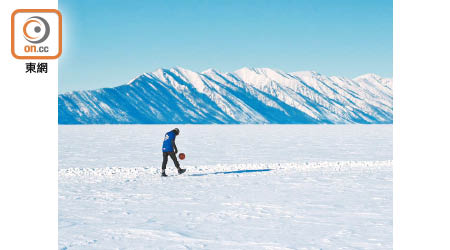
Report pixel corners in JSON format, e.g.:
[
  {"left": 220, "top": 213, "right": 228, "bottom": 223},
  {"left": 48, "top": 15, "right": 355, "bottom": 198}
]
[
  {"left": 23, "top": 16, "right": 50, "bottom": 44},
  {"left": 11, "top": 9, "right": 62, "bottom": 60}
]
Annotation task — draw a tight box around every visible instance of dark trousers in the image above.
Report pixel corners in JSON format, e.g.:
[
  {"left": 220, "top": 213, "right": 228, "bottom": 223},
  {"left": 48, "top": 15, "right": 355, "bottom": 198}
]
[{"left": 162, "top": 152, "right": 180, "bottom": 170}]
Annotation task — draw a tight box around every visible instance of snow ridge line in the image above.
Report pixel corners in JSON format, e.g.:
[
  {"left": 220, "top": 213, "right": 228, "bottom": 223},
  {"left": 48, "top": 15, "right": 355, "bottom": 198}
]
[
  {"left": 59, "top": 160, "right": 392, "bottom": 179},
  {"left": 59, "top": 67, "right": 392, "bottom": 124}
]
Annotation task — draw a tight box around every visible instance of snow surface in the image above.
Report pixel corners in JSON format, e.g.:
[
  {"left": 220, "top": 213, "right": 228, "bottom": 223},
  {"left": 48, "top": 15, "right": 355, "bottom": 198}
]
[
  {"left": 59, "top": 125, "right": 392, "bottom": 249},
  {"left": 59, "top": 125, "right": 392, "bottom": 169}
]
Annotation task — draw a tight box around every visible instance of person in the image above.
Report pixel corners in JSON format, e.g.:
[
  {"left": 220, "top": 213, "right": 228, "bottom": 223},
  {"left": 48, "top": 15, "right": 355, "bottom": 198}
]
[{"left": 161, "top": 128, "right": 186, "bottom": 177}]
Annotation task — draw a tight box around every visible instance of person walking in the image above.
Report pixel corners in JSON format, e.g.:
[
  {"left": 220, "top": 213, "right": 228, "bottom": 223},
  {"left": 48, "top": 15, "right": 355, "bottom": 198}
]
[{"left": 161, "top": 128, "right": 186, "bottom": 177}]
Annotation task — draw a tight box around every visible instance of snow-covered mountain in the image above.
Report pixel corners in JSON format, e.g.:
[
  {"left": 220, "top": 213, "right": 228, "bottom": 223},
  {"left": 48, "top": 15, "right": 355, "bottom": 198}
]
[{"left": 58, "top": 67, "right": 392, "bottom": 124}]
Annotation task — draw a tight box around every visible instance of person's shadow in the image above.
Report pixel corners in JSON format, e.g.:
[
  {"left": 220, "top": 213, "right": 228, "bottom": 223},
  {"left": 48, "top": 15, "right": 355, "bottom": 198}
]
[{"left": 190, "top": 169, "right": 272, "bottom": 177}]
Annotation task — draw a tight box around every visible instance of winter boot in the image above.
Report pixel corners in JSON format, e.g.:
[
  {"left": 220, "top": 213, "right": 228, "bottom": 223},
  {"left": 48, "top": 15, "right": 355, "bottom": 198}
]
[
  {"left": 161, "top": 171, "right": 168, "bottom": 177},
  {"left": 177, "top": 168, "right": 186, "bottom": 175}
]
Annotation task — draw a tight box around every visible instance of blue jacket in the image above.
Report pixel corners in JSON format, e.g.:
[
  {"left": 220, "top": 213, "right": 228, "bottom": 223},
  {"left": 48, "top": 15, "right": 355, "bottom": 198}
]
[{"left": 162, "top": 131, "right": 177, "bottom": 152}]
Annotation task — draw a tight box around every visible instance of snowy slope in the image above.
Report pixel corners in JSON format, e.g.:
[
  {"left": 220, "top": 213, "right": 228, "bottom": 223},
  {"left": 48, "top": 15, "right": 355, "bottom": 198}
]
[{"left": 58, "top": 67, "right": 393, "bottom": 124}]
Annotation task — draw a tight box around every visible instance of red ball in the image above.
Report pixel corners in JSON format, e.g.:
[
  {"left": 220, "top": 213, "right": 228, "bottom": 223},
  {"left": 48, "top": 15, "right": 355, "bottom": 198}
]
[{"left": 178, "top": 153, "right": 185, "bottom": 160}]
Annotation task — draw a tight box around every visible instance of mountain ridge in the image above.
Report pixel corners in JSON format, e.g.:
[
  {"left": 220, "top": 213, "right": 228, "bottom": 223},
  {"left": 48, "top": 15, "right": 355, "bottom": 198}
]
[{"left": 58, "top": 67, "right": 392, "bottom": 124}]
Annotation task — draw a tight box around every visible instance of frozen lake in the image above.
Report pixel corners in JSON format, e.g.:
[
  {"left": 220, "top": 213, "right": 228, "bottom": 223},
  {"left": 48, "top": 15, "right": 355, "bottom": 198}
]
[
  {"left": 59, "top": 124, "right": 392, "bottom": 169},
  {"left": 59, "top": 161, "right": 392, "bottom": 249},
  {"left": 59, "top": 124, "right": 392, "bottom": 249}
]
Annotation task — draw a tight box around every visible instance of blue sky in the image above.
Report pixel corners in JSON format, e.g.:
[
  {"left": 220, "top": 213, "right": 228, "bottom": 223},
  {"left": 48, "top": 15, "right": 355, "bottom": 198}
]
[{"left": 59, "top": 0, "right": 392, "bottom": 93}]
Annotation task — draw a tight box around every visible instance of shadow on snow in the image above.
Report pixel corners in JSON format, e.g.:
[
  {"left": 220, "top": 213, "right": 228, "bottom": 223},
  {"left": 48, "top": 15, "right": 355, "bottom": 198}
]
[{"left": 189, "top": 169, "right": 272, "bottom": 177}]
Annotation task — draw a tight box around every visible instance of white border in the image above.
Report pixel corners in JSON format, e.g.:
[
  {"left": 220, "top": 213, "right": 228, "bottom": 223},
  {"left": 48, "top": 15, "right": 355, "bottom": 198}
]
[
  {"left": 0, "top": 0, "right": 58, "bottom": 248},
  {"left": 394, "top": 0, "right": 450, "bottom": 249}
]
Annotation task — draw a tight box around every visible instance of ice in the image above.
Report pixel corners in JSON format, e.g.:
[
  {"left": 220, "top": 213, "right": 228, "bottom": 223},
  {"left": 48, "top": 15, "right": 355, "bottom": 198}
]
[
  {"left": 59, "top": 124, "right": 392, "bottom": 169},
  {"left": 59, "top": 161, "right": 392, "bottom": 249},
  {"left": 59, "top": 125, "right": 392, "bottom": 249}
]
